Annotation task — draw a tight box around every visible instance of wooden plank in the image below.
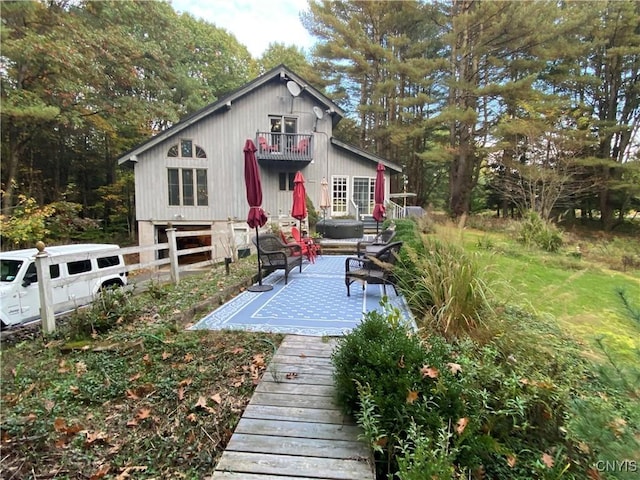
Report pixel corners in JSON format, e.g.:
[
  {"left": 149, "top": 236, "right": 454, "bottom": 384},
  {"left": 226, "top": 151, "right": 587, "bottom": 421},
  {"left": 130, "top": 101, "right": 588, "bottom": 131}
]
[
  {"left": 280, "top": 338, "right": 338, "bottom": 351},
  {"left": 234, "top": 418, "right": 360, "bottom": 441},
  {"left": 242, "top": 404, "right": 349, "bottom": 424},
  {"left": 267, "top": 362, "right": 335, "bottom": 376},
  {"left": 250, "top": 392, "right": 340, "bottom": 410},
  {"left": 225, "top": 433, "right": 371, "bottom": 460},
  {"left": 215, "top": 451, "right": 373, "bottom": 480},
  {"left": 255, "top": 381, "right": 334, "bottom": 396},
  {"left": 261, "top": 373, "right": 335, "bottom": 386},
  {"left": 270, "top": 354, "right": 333, "bottom": 367},
  {"left": 213, "top": 473, "right": 324, "bottom": 480},
  {"left": 275, "top": 347, "right": 336, "bottom": 358}
]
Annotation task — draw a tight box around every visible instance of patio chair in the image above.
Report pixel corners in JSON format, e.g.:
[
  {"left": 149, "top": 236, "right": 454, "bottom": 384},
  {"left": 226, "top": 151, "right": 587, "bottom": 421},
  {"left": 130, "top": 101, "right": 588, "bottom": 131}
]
[
  {"left": 291, "top": 226, "right": 318, "bottom": 263},
  {"left": 252, "top": 233, "right": 302, "bottom": 285},
  {"left": 290, "top": 138, "right": 309, "bottom": 155},
  {"left": 257, "top": 136, "right": 278, "bottom": 153},
  {"left": 356, "top": 227, "right": 397, "bottom": 257},
  {"left": 345, "top": 241, "right": 403, "bottom": 296}
]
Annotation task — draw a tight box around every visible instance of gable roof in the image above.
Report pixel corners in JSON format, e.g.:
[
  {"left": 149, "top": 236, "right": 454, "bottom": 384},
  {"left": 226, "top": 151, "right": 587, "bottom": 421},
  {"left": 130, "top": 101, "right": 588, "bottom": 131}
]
[
  {"left": 117, "top": 65, "right": 345, "bottom": 165},
  {"left": 331, "top": 138, "right": 402, "bottom": 173}
]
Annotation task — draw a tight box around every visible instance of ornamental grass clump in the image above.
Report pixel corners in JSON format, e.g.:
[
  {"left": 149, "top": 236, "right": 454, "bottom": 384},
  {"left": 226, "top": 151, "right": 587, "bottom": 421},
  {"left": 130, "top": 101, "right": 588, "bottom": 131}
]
[
  {"left": 515, "top": 210, "right": 563, "bottom": 252},
  {"left": 397, "top": 234, "right": 492, "bottom": 339}
]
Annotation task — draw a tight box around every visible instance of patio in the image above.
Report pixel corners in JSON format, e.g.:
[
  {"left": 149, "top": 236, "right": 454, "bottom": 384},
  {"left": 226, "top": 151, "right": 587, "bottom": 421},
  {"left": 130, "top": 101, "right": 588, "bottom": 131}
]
[{"left": 190, "top": 254, "right": 415, "bottom": 336}]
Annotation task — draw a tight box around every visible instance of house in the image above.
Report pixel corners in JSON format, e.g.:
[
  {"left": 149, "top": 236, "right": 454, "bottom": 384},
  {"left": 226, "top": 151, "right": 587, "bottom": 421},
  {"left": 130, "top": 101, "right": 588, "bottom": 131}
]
[{"left": 117, "top": 65, "right": 402, "bottom": 260}]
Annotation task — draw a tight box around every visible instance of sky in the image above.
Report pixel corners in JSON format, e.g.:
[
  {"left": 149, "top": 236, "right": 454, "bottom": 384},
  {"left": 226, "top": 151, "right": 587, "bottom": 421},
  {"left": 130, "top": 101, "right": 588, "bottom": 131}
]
[{"left": 170, "top": 0, "right": 316, "bottom": 57}]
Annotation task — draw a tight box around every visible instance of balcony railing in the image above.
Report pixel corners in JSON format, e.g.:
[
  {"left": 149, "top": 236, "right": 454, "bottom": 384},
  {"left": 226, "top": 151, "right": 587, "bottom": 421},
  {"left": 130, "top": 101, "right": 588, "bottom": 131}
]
[{"left": 255, "top": 132, "right": 314, "bottom": 164}]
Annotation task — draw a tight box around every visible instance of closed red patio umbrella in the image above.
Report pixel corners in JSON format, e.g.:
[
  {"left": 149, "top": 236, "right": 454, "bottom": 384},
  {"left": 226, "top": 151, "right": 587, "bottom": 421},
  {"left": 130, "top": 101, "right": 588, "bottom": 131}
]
[
  {"left": 373, "top": 162, "right": 386, "bottom": 236},
  {"left": 244, "top": 139, "right": 272, "bottom": 292},
  {"left": 291, "top": 171, "right": 307, "bottom": 234}
]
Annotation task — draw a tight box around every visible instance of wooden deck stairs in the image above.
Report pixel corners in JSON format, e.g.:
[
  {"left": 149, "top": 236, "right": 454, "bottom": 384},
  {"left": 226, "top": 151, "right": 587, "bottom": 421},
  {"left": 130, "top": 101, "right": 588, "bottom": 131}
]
[{"left": 211, "top": 335, "right": 375, "bottom": 479}]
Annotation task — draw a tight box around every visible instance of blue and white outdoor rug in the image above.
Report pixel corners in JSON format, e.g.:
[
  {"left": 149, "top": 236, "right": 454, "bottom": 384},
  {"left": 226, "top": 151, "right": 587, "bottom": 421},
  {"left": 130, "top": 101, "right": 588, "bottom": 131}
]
[{"left": 190, "top": 255, "right": 415, "bottom": 336}]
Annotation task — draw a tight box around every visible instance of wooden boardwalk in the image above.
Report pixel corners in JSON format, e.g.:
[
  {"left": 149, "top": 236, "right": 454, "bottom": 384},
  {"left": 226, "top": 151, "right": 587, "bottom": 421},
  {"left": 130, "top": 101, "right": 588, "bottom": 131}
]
[{"left": 211, "top": 335, "right": 375, "bottom": 479}]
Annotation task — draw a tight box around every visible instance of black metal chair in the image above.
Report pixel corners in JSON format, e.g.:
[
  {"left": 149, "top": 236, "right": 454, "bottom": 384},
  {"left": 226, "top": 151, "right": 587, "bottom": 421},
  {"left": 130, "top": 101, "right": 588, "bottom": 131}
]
[
  {"left": 345, "top": 241, "right": 403, "bottom": 296},
  {"left": 356, "top": 228, "right": 397, "bottom": 257},
  {"left": 252, "top": 234, "right": 302, "bottom": 285}
]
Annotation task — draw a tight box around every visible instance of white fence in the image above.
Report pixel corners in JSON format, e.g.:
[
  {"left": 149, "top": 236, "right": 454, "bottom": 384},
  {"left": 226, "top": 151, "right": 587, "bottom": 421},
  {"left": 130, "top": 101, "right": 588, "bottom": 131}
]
[{"left": 33, "top": 225, "right": 246, "bottom": 334}]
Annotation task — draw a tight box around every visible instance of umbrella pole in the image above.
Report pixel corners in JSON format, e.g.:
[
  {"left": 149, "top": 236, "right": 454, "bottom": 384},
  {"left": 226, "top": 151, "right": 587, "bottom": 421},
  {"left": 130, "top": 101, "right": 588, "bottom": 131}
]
[{"left": 248, "top": 226, "right": 273, "bottom": 292}]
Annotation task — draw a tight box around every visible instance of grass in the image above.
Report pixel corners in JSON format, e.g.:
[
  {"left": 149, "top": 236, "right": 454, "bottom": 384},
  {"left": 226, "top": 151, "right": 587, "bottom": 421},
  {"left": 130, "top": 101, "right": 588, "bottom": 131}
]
[
  {"left": 465, "top": 227, "right": 640, "bottom": 365},
  {"left": 0, "top": 257, "right": 283, "bottom": 479}
]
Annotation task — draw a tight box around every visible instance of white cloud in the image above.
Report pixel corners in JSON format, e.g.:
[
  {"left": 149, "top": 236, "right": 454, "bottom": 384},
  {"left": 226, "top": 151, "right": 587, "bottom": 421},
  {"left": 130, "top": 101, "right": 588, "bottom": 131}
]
[{"left": 171, "top": 0, "right": 314, "bottom": 57}]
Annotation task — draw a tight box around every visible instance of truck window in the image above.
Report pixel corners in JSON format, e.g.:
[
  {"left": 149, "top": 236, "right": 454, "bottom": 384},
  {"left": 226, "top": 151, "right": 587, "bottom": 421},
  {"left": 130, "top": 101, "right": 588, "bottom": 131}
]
[
  {"left": 23, "top": 262, "right": 61, "bottom": 283},
  {"left": 97, "top": 256, "right": 121, "bottom": 268},
  {"left": 1, "top": 260, "right": 23, "bottom": 282},
  {"left": 67, "top": 260, "right": 91, "bottom": 275}
]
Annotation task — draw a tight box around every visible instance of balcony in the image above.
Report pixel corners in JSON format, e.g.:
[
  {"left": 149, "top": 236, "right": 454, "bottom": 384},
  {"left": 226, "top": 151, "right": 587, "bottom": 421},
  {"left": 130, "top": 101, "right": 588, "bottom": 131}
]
[{"left": 255, "top": 132, "right": 313, "bottom": 166}]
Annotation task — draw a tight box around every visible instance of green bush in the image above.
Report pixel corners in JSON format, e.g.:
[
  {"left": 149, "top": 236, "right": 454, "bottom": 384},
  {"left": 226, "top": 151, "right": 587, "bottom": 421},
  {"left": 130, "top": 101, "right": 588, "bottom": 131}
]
[
  {"left": 332, "top": 309, "right": 468, "bottom": 477},
  {"left": 332, "top": 302, "right": 640, "bottom": 479},
  {"left": 516, "top": 211, "right": 563, "bottom": 252}
]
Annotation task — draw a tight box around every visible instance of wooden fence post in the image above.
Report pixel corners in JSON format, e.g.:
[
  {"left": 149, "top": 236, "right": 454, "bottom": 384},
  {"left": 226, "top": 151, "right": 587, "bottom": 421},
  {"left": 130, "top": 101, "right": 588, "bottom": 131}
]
[
  {"left": 34, "top": 241, "right": 56, "bottom": 334},
  {"left": 166, "top": 223, "right": 180, "bottom": 284}
]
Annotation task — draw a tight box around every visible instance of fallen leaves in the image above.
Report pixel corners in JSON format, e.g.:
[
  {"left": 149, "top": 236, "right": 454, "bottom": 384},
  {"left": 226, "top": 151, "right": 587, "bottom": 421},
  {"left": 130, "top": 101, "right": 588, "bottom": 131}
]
[
  {"left": 406, "top": 390, "right": 419, "bottom": 404},
  {"left": 455, "top": 417, "right": 469, "bottom": 435},
  {"left": 541, "top": 452, "right": 554, "bottom": 468},
  {"left": 89, "top": 465, "right": 110, "bottom": 480},
  {"left": 421, "top": 365, "right": 439, "bottom": 379},
  {"left": 1, "top": 327, "right": 280, "bottom": 478},
  {"left": 115, "top": 465, "right": 147, "bottom": 480},
  {"left": 446, "top": 362, "right": 462, "bottom": 375},
  {"left": 85, "top": 430, "right": 109, "bottom": 446},
  {"left": 53, "top": 418, "right": 84, "bottom": 448}
]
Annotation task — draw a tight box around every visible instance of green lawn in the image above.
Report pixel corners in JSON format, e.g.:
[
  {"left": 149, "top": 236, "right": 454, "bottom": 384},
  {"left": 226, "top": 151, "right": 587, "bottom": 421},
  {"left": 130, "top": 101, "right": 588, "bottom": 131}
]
[{"left": 465, "top": 229, "right": 640, "bottom": 364}]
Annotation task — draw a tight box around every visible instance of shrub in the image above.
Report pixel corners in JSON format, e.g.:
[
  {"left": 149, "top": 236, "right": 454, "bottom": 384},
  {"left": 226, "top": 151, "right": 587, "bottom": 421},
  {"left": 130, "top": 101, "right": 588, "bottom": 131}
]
[
  {"left": 66, "top": 287, "right": 140, "bottom": 338},
  {"left": 515, "top": 211, "right": 563, "bottom": 252},
  {"left": 332, "top": 309, "right": 468, "bottom": 477},
  {"left": 332, "top": 302, "right": 640, "bottom": 479}
]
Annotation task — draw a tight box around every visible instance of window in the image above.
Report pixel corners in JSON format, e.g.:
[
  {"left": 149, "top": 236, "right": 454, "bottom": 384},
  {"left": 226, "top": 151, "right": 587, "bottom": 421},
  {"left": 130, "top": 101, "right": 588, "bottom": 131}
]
[
  {"left": 1, "top": 260, "right": 23, "bottom": 282},
  {"left": 168, "top": 140, "right": 207, "bottom": 159},
  {"left": 97, "top": 256, "right": 121, "bottom": 268},
  {"left": 353, "top": 177, "right": 375, "bottom": 216},
  {"left": 168, "top": 168, "right": 208, "bottom": 206},
  {"left": 20, "top": 262, "right": 60, "bottom": 283},
  {"left": 166, "top": 140, "right": 209, "bottom": 207},
  {"left": 332, "top": 176, "right": 348, "bottom": 215},
  {"left": 67, "top": 260, "right": 91, "bottom": 275},
  {"left": 278, "top": 172, "right": 296, "bottom": 191},
  {"left": 269, "top": 116, "right": 297, "bottom": 149},
  {"left": 181, "top": 139, "right": 193, "bottom": 158}
]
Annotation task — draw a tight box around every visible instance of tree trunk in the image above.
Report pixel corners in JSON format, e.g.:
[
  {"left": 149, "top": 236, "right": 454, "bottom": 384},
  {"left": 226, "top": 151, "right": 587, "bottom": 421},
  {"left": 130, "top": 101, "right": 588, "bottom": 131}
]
[{"left": 2, "top": 128, "right": 21, "bottom": 216}]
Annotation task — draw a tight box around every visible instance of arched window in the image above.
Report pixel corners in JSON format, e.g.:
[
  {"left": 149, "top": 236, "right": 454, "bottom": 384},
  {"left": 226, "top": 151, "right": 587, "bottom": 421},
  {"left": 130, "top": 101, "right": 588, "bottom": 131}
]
[
  {"left": 167, "top": 139, "right": 207, "bottom": 158},
  {"left": 166, "top": 140, "right": 208, "bottom": 206}
]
